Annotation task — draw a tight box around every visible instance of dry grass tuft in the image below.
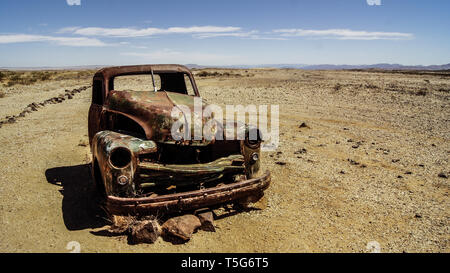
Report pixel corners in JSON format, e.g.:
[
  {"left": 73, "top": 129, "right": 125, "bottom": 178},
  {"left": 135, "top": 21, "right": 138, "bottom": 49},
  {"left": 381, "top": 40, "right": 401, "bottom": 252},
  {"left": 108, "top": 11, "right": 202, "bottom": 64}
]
[{"left": 333, "top": 83, "right": 342, "bottom": 92}]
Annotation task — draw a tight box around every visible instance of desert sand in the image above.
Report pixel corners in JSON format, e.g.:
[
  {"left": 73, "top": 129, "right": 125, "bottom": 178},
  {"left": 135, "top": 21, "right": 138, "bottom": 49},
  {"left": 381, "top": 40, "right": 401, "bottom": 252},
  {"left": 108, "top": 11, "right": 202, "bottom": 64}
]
[{"left": 0, "top": 68, "right": 448, "bottom": 252}]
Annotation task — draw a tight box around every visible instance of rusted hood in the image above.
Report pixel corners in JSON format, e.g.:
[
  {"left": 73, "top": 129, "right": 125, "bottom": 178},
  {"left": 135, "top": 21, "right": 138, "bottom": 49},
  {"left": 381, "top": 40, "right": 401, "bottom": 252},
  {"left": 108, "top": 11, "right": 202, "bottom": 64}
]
[{"left": 105, "top": 90, "right": 212, "bottom": 142}]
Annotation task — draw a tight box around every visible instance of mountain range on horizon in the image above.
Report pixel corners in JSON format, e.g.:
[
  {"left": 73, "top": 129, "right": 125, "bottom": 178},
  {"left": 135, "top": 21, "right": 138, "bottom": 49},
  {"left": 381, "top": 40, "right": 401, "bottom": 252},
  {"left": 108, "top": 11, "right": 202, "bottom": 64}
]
[
  {"left": 1, "top": 63, "right": 449, "bottom": 71},
  {"left": 188, "top": 63, "right": 450, "bottom": 71}
]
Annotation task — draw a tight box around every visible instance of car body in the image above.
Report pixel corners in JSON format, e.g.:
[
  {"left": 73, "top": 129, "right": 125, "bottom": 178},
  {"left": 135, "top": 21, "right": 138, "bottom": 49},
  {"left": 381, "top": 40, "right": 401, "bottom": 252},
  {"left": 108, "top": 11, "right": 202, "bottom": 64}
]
[{"left": 88, "top": 64, "right": 270, "bottom": 216}]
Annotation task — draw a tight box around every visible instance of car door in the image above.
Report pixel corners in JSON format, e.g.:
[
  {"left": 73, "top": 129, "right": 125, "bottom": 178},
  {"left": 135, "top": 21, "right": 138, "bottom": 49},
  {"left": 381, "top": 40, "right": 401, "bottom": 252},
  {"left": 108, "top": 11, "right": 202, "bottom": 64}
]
[{"left": 88, "top": 77, "right": 104, "bottom": 145}]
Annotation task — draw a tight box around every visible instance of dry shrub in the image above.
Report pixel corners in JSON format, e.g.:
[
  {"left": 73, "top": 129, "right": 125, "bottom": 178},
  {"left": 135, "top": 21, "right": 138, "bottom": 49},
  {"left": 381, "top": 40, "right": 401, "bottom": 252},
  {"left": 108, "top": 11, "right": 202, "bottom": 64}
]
[
  {"left": 196, "top": 70, "right": 242, "bottom": 78},
  {"left": 365, "top": 83, "right": 379, "bottom": 89},
  {"left": 416, "top": 88, "right": 428, "bottom": 96},
  {"left": 333, "top": 83, "right": 342, "bottom": 92}
]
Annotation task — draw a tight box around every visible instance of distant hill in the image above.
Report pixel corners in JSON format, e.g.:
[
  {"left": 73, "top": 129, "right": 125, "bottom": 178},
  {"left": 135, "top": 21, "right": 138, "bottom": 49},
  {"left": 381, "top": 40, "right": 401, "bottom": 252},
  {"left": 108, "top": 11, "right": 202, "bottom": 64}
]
[
  {"left": 191, "top": 63, "right": 450, "bottom": 71},
  {"left": 2, "top": 63, "right": 450, "bottom": 71},
  {"left": 298, "top": 63, "right": 450, "bottom": 70}
]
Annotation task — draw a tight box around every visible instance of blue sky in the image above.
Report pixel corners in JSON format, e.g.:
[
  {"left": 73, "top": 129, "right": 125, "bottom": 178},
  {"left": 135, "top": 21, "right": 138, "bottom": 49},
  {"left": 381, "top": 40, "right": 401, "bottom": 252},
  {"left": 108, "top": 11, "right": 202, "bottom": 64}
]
[{"left": 0, "top": 0, "right": 449, "bottom": 67}]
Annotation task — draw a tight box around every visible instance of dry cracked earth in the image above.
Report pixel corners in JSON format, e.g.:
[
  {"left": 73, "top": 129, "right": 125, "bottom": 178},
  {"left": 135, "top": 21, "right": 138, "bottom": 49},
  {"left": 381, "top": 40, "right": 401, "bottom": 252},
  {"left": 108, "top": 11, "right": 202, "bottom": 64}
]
[{"left": 0, "top": 68, "right": 448, "bottom": 252}]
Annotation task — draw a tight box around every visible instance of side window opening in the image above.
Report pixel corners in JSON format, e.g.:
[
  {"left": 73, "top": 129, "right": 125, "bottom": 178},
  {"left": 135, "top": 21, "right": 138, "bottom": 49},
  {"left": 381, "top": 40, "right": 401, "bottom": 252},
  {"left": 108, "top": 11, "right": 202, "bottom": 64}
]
[{"left": 184, "top": 74, "right": 196, "bottom": 96}]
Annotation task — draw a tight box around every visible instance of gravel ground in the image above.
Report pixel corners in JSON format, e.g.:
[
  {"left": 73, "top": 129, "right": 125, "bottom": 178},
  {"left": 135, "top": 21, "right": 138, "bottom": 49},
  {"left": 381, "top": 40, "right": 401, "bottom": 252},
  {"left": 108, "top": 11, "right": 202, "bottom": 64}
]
[{"left": 0, "top": 68, "right": 448, "bottom": 252}]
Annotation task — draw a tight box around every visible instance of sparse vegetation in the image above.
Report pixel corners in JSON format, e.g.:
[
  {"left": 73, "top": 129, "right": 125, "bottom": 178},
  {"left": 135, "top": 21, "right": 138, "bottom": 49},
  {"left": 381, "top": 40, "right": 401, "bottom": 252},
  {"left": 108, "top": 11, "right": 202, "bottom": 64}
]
[
  {"left": 333, "top": 83, "right": 342, "bottom": 91},
  {"left": 0, "top": 90, "right": 5, "bottom": 98},
  {"left": 0, "top": 70, "right": 95, "bottom": 87},
  {"left": 438, "top": 88, "right": 449, "bottom": 93},
  {"left": 0, "top": 68, "right": 449, "bottom": 252},
  {"left": 416, "top": 88, "right": 428, "bottom": 96},
  {"left": 195, "top": 70, "right": 243, "bottom": 78},
  {"left": 365, "top": 83, "right": 379, "bottom": 89}
]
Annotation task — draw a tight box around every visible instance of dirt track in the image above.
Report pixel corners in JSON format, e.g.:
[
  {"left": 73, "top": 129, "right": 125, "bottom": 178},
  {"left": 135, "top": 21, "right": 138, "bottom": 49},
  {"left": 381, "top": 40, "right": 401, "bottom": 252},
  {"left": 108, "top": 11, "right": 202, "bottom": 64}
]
[{"left": 0, "top": 69, "right": 448, "bottom": 252}]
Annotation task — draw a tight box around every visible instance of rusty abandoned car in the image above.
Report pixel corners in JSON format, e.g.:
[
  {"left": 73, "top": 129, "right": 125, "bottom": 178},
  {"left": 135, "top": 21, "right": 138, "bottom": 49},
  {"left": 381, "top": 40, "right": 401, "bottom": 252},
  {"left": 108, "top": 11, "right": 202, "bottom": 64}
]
[{"left": 88, "top": 64, "right": 271, "bottom": 216}]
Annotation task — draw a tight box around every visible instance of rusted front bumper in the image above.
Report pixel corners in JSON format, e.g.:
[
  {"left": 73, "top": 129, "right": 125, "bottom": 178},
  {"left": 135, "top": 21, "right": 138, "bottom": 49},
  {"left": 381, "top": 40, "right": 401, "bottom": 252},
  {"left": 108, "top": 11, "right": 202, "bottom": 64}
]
[{"left": 106, "top": 171, "right": 270, "bottom": 215}]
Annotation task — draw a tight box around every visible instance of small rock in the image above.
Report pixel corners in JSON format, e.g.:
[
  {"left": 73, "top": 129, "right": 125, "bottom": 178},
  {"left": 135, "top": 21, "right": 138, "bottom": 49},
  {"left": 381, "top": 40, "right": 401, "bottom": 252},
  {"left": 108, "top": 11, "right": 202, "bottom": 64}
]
[
  {"left": 162, "top": 215, "right": 201, "bottom": 242},
  {"left": 196, "top": 211, "right": 216, "bottom": 232},
  {"left": 405, "top": 171, "right": 412, "bottom": 175},
  {"left": 397, "top": 175, "right": 403, "bottom": 179},
  {"left": 299, "top": 122, "right": 309, "bottom": 129},
  {"left": 275, "top": 161, "right": 286, "bottom": 166},
  {"left": 438, "top": 172, "right": 448, "bottom": 179},
  {"left": 414, "top": 214, "right": 422, "bottom": 219},
  {"left": 78, "top": 140, "right": 88, "bottom": 147},
  {"left": 7, "top": 117, "right": 15, "bottom": 124},
  {"left": 294, "top": 148, "right": 307, "bottom": 154},
  {"left": 348, "top": 159, "right": 360, "bottom": 165},
  {"left": 131, "top": 220, "right": 162, "bottom": 244}
]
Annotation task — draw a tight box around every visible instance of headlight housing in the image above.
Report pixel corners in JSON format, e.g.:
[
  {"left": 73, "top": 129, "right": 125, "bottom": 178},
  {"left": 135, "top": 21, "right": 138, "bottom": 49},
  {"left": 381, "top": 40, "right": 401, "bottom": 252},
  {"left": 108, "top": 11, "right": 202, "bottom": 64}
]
[
  {"left": 245, "top": 128, "right": 262, "bottom": 149},
  {"left": 109, "top": 147, "right": 132, "bottom": 169}
]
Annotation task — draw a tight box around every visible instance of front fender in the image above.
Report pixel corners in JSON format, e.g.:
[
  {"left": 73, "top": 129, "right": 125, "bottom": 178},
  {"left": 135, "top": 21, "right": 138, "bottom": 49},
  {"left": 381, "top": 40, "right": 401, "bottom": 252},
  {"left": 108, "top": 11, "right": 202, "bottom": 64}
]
[{"left": 91, "top": 130, "right": 157, "bottom": 196}]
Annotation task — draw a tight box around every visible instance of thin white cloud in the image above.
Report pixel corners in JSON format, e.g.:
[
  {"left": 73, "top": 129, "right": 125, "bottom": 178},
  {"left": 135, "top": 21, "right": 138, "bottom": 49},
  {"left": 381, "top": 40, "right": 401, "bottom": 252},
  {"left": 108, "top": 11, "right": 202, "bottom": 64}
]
[
  {"left": 193, "top": 30, "right": 258, "bottom": 39},
  {"left": 57, "top": 26, "right": 81, "bottom": 33},
  {"left": 367, "top": 0, "right": 381, "bottom": 6},
  {"left": 274, "top": 28, "right": 413, "bottom": 40},
  {"left": 193, "top": 31, "right": 288, "bottom": 40},
  {"left": 0, "top": 34, "right": 107, "bottom": 46},
  {"left": 59, "top": 26, "right": 242, "bottom": 38}
]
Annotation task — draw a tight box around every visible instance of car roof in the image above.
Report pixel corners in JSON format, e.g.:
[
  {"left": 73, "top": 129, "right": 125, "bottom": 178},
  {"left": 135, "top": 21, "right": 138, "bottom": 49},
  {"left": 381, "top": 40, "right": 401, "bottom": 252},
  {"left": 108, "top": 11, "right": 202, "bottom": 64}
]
[{"left": 94, "top": 64, "right": 192, "bottom": 79}]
